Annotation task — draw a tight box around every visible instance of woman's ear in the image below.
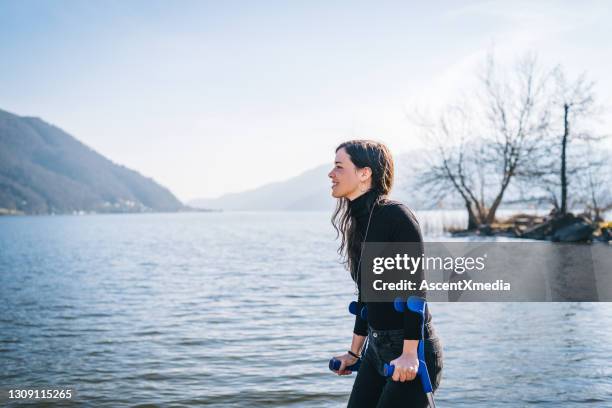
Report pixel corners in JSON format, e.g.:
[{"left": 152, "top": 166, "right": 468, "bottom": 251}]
[{"left": 361, "top": 167, "right": 372, "bottom": 180}]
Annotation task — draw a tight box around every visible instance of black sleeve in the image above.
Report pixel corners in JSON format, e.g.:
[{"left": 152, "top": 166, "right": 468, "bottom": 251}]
[
  {"left": 388, "top": 205, "right": 426, "bottom": 340},
  {"left": 353, "top": 309, "right": 368, "bottom": 336}
]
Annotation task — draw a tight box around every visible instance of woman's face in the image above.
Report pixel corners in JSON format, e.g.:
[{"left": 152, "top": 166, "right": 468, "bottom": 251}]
[{"left": 328, "top": 147, "right": 370, "bottom": 200}]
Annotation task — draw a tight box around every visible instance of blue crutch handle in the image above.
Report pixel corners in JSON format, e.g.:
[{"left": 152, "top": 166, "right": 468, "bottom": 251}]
[
  {"left": 348, "top": 301, "right": 368, "bottom": 320},
  {"left": 393, "top": 296, "right": 406, "bottom": 312},
  {"left": 383, "top": 360, "right": 433, "bottom": 393},
  {"left": 329, "top": 357, "right": 361, "bottom": 372},
  {"left": 407, "top": 296, "right": 426, "bottom": 316}
]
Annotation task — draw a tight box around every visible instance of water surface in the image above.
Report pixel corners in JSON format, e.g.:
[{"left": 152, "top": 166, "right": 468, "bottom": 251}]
[{"left": 1, "top": 212, "right": 611, "bottom": 407}]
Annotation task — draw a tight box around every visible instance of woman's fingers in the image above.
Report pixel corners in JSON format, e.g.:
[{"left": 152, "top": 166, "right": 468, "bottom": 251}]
[
  {"left": 389, "top": 353, "right": 420, "bottom": 382},
  {"left": 332, "top": 353, "right": 358, "bottom": 376},
  {"left": 406, "top": 365, "right": 417, "bottom": 380},
  {"left": 391, "top": 364, "right": 418, "bottom": 382},
  {"left": 403, "top": 365, "right": 417, "bottom": 381},
  {"left": 337, "top": 360, "right": 351, "bottom": 375}
]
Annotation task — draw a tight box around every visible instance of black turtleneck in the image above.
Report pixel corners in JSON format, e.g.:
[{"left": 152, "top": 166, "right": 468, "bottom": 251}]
[{"left": 348, "top": 189, "right": 432, "bottom": 340}]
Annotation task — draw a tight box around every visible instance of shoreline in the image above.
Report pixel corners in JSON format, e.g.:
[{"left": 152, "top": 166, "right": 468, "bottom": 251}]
[{"left": 448, "top": 213, "right": 612, "bottom": 243}]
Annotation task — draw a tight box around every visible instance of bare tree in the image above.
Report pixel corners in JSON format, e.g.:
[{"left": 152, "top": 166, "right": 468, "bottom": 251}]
[
  {"left": 552, "top": 67, "right": 605, "bottom": 216},
  {"left": 416, "top": 52, "right": 552, "bottom": 229},
  {"left": 418, "top": 106, "right": 484, "bottom": 230},
  {"left": 573, "top": 144, "right": 612, "bottom": 222},
  {"left": 478, "top": 53, "right": 553, "bottom": 223}
]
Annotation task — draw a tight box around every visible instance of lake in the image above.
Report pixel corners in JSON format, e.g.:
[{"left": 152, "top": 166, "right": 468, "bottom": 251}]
[{"left": 1, "top": 212, "right": 611, "bottom": 407}]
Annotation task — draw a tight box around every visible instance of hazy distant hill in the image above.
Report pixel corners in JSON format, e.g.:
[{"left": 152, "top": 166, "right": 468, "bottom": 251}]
[
  {"left": 0, "top": 108, "right": 184, "bottom": 214},
  {"left": 189, "top": 165, "right": 338, "bottom": 211},
  {"left": 188, "top": 151, "right": 458, "bottom": 211}
]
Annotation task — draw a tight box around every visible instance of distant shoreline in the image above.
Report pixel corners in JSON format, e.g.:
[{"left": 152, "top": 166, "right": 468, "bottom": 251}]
[{"left": 0, "top": 207, "right": 221, "bottom": 217}]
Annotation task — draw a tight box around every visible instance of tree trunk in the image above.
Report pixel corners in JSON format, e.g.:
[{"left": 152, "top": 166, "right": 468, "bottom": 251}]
[
  {"left": 560, "top": 103, "right": 569, "bottom": 215},
  {"left": 485, "top": 178, "right": 512, "bottom": 225},
  {"left": 466, "top": 201, "right": 478, "bottom": 230}
]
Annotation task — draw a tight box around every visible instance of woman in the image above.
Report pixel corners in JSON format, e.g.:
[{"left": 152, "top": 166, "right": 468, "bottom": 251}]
[{"left": 328, "top": 140, "right": 443, "bottom": 408}]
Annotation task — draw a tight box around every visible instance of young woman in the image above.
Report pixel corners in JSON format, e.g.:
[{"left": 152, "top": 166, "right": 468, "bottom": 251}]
[{"left": 328, "top": 140, "right": 443, "bottom": 407}]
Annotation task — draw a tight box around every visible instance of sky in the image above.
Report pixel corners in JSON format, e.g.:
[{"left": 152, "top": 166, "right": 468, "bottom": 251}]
[{"left": 1, "top": 0, "right": 610, "bottom": 202}]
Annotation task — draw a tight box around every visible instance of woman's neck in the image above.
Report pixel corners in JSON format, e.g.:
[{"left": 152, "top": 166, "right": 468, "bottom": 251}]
[{"left": 347, "top": 186, "right": 373, "bottom": 202}]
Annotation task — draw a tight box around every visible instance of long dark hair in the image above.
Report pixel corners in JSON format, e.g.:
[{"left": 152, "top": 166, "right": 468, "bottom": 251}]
[{"left": 331, "top": 140, "right": 394, "bottom": 281}]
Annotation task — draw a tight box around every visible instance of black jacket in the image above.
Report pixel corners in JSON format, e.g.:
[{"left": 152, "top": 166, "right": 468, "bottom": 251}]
[{"left": 348, "top": 188, "right": 431, "bottom": 340}]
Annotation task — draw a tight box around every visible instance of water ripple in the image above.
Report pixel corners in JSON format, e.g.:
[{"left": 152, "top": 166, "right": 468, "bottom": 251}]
[{"left": 1, "top": 212, "right": 611, "bottom": 407}]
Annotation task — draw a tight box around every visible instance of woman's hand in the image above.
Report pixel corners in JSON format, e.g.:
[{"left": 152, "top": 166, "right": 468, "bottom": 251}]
[
  {"left": 332, "top": 353, "right": 359, "bottom": 375},
  {"left": 389, "top": 351, "right": 419, "bottom": 382}
]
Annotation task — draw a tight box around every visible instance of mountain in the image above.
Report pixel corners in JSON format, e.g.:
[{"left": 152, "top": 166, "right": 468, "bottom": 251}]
[
  {"left": 0, "top": 108, "right": 184, "bottom": 215},
  {"left": 188, "top": 150, "right": 454, "bottom": 211},
  {"left": 189, "top": 165, "right": 338, "bottom": 211}
]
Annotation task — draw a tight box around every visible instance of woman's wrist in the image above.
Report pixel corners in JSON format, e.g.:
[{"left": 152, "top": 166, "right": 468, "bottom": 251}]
[
  {"left": 350, "top": 333, "right": 366, "bottom": 357},
  {"left": 347, "top": 350, "right": 360, "bottom": 359},
  {"left": 402, "top": 339, "right": 419, "bottom": 355}
]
